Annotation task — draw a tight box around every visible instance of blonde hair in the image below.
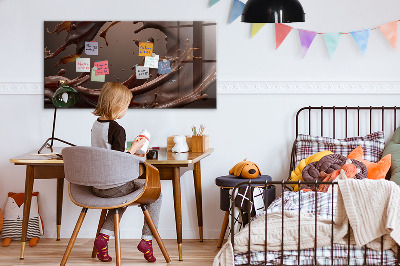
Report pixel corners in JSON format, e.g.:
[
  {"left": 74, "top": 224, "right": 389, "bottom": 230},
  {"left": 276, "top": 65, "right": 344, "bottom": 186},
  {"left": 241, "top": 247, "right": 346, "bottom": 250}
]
[{"left": 93, "top": 82, "right": 133, "bottom": 120}]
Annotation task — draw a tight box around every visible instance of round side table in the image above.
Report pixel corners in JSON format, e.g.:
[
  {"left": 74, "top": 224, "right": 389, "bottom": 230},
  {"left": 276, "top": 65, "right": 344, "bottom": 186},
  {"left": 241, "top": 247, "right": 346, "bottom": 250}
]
[{"left": 215, "top": 175, "right": 275, "bottom": 248}]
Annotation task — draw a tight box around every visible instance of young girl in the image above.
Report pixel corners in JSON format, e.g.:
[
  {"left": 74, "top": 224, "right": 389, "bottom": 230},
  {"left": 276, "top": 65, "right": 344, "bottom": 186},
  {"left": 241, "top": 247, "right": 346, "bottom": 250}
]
[{"left": 91, "top": 82, "right": 162, "bottom": 263}]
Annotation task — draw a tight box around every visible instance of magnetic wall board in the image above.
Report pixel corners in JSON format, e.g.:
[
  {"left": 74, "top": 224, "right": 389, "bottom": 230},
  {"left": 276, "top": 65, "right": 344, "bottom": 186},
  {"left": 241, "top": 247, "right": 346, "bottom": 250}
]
[{"left": 44, "top": 21, "right": 217, "bottom": 108}]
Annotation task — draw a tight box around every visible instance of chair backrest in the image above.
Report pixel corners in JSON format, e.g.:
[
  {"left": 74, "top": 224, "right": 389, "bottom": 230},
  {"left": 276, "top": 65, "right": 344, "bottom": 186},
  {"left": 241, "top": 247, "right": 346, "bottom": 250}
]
[{"left": 62, "top": 146, "right": 145, "bottom": 187}]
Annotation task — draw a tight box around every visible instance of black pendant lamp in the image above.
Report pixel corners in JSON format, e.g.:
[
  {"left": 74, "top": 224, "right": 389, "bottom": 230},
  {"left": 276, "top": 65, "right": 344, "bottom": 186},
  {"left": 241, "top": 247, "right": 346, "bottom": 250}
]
[{"left": 242, "top": 0, "right": 305, "bottom": 23}]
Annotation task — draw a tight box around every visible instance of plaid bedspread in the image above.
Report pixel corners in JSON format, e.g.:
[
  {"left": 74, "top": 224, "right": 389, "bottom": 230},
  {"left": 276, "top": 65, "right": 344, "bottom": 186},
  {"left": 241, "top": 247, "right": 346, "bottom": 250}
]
[
  {"left": 234, "top": 191, "right": 397, "bottom": 265},
  {"left": 234, "top": 244, "right": 397, "bottom": 265}
]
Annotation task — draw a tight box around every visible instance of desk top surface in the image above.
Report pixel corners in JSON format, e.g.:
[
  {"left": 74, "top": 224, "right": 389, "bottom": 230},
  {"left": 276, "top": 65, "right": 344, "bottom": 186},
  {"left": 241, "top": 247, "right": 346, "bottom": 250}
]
[{"left": 10, "top": 147, "right": 214, "bottom": 166}]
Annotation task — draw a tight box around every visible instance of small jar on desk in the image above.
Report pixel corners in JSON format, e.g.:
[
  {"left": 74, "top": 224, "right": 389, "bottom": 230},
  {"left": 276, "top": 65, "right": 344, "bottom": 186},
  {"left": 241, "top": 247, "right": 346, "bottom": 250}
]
[{"left": 215, "top": 175, "right": 275, "bottom": 248}]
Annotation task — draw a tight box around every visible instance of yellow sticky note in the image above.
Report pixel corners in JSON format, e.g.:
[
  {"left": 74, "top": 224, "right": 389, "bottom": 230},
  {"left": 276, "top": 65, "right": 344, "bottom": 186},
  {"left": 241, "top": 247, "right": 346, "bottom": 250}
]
[{"left": 139, "top": 42, "right": 154, "bottom": 57}]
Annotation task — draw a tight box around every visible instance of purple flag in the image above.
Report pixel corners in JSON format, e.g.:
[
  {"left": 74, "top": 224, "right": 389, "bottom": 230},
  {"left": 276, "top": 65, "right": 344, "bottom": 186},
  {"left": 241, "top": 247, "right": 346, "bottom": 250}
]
[{"left": 298, "top": 29, "right": 317, "bottom": 58}]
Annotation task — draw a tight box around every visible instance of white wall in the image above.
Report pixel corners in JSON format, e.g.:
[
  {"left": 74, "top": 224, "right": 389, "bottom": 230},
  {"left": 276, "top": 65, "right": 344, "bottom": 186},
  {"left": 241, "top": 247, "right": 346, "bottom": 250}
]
[{"left": 1, "top": 0, "right": 400, "bottom": 240}]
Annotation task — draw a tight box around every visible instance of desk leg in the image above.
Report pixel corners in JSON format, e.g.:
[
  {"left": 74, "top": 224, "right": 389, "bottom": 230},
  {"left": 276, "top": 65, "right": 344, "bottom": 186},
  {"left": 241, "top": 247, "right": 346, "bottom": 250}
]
[
  {"left": 172, "top": 167, "right": 183, "bottom": 261},
  {"left": 20, "top": 165, "right": 34, "bottom": 259},
  {"left": 56, "top": 178, "right": 64, "bottom": 241},
  {"left": 193, "top": 161, "right": 203, "bottom": 242}
]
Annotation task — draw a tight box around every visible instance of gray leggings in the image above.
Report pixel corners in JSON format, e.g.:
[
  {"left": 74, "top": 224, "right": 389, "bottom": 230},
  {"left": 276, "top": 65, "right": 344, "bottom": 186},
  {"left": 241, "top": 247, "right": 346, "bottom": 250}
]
[{"left": 92, "top": 180, "right": 162, "bottom": 240}]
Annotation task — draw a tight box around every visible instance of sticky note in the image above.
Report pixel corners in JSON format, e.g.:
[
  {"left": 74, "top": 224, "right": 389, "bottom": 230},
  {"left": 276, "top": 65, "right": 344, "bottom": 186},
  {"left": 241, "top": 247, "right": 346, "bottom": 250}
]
[
  {"left": 85, "top": 41, "right": 98, "bottom": 55},
  {"left": 136, "top": 66, "right": 150, "bottom": 79},
  {"left": 91, "top": 67, "right": 105, "bottom": 82},
  {"left": 76, "top": 58, "right": 90, "bottom": 72},
  {"left": 158, "top": 60, "right": 172, "bottom": 74},
  {"left": 139, "top": 42, "right": 154, "bottom": 57},
  {"left": 144, "top": 54, "right": 159, "bottom": 68},
  {"left": 94, "top": 60, "right": 109, "bottom": 76}
]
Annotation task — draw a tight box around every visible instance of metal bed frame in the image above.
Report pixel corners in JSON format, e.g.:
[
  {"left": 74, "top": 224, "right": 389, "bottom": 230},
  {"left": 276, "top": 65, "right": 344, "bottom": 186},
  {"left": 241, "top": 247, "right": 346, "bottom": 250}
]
[{"left": 230, "top": 106, "right": 400, "bottom": 266}]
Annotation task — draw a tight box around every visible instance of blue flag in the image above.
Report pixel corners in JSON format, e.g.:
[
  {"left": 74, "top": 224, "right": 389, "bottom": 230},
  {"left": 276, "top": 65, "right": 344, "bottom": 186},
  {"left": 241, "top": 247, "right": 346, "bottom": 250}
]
[
  {"left": 229, "top": 0, "right": 245, "bottom": 24},
  {"left": 351, "top": 29, "right": 370, "bottom": 55}
]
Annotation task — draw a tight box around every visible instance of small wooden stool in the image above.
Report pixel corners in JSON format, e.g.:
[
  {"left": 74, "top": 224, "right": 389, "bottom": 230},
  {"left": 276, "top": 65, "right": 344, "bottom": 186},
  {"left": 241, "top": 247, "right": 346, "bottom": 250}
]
[{"left": 215, "top": 175, "right": 275, "bottom": 248}]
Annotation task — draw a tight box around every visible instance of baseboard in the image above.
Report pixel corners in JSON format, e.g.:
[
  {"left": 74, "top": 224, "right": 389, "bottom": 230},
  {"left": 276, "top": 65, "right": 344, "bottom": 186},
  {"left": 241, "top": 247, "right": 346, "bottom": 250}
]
[{"left": 1, "top": 81, "right": 400, "bottom": 95}]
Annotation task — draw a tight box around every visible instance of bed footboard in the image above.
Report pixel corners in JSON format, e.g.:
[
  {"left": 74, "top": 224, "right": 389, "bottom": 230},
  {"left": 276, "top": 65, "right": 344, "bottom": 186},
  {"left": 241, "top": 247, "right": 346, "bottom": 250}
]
[{"left": 230, "top": 180, "right": 400, "bottom": 266}]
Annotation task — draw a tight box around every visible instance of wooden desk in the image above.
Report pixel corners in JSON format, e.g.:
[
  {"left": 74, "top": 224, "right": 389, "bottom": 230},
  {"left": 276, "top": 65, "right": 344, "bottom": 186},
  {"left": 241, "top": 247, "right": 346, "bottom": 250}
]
[{"left": 10, "top": 147, "right": 213, "bottom": 261}]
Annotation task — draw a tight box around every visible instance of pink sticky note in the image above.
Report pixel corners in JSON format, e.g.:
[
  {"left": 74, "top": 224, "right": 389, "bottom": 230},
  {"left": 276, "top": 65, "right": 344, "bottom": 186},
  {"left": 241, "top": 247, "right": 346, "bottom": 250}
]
[{"left": 94, "top": 60, "right": 109, "bottom": 76}]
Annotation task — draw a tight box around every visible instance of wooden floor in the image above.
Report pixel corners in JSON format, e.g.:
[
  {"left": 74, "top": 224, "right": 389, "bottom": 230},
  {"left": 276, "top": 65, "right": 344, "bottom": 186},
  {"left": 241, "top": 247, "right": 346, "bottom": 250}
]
[{"left": 0, "top": 239, "right": 221, "bottom": 265}]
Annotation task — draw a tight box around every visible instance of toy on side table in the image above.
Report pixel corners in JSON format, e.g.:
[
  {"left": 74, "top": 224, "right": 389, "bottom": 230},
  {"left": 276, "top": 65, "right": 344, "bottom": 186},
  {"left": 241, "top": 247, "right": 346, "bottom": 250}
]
[
  {"left": 1, "top": 192, "right": 44, "bottom": 247},
  {"left": 229, "top": 159, "right": 261, "bottom": 179}
]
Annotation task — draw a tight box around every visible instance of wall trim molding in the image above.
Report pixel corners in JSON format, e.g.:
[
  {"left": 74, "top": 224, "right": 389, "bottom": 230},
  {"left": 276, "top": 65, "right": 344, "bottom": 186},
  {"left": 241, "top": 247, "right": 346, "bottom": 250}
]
[
  {"left": 218, "top": 81, "right": 400, "bottom": 94},
  {"left": 0, "top": 83, "right": 43, "bottom": 95},
  {"left": 1, "top": 81, "right": 400, "bottom": 95}
]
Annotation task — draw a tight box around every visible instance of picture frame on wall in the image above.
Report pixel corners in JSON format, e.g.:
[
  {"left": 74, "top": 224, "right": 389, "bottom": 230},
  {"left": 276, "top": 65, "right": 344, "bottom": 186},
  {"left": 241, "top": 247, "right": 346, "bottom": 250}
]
[{"left": 44, "top": 21, "right": 217, "bottom": 109}]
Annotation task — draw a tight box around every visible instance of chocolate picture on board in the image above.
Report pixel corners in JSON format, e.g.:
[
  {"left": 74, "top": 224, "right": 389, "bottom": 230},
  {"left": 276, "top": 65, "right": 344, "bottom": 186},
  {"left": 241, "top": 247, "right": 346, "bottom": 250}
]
[{"left": 44, "top": 21, "right": 217, "bottom": 108}]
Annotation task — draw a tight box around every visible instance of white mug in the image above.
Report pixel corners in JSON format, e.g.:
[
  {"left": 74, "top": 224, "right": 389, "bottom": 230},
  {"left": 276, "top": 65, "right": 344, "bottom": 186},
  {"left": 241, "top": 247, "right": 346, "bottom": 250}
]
[{"left": 135, "top": 129, "right": 150, "bottom": 154}]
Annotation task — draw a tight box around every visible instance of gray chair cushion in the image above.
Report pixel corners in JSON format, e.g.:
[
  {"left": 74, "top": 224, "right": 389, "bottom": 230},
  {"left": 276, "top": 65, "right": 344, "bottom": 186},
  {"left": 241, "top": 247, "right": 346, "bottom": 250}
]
[
  {"left": 69, "top": 180, "right": 145, "bottom": 208},
  {"left": 62, "top": 146, "right": 145, "bottom": 188}
]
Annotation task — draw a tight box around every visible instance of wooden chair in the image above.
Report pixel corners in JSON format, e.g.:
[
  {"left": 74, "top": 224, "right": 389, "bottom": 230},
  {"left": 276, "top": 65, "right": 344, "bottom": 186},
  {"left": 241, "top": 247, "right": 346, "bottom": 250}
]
[{"left": 60, "top": 146, "right": 171, "bottom": 265}]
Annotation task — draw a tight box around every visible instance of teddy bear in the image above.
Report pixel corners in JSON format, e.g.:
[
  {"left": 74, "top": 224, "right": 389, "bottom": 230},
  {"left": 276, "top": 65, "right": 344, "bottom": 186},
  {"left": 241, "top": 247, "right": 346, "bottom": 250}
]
[
  {"left": 172, "top": 135, "right": 189, "bottom": 153},
  {"left": 1, "top": 192, "right": 44, "bottom": 247}
]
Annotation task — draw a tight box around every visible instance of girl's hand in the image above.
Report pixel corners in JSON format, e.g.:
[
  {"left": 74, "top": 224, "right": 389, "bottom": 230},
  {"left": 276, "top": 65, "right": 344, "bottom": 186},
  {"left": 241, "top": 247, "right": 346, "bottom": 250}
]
[
  {"left": 129, "top": 137, "right": 147, "bottom": 154},
  {"left": 134, "top": 148, "right": 149, "bottom": 157}
]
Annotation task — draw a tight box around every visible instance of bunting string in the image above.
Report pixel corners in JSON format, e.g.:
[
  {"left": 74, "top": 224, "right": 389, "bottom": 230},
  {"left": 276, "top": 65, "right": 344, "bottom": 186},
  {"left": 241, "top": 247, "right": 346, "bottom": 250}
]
[
  {"left": 283, "top": 20, "right": 400, "bottom": 35},
  {"left": 208, "top": 0, "right": 400, "bottom": 58}
]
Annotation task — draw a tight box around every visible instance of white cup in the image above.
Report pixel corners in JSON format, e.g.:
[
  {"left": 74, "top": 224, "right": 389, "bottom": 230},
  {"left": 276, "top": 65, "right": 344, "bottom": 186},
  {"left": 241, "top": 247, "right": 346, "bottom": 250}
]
[{"left": 135, "top": 129, "right": 150, "bottom": 154}]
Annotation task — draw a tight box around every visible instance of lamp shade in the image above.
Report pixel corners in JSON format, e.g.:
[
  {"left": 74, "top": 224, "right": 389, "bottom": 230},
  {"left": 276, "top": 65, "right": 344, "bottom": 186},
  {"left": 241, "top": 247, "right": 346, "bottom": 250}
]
[
  {"left": 52, "top": 84, "right": 79, "bottom": 108},
  {"left": 241, "top": 0, "right": 305, "bottom": 23}
]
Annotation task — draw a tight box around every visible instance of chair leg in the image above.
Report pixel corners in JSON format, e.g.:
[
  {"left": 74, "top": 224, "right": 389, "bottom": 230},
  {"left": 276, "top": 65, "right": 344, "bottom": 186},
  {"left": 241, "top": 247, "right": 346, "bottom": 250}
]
[
  {"left": 141, "top": 205, "right": 171, "bottom": 263},
  {"left": 217, "top": 211, "right": 230, "bottom": 248},
  {"left": 60, "top": 208, "right": 88, "bottom": 266},
  {"left": 91, "top": 209, "right": 108, "bottom": 258},
  {"left": 114, "top": 209, "right": 121, "bottom": 266}
]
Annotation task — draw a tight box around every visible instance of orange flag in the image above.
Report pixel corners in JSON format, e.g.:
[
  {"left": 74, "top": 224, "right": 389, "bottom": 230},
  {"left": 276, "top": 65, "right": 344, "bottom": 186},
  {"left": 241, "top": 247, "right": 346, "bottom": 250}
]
[
  {"left": 378, "top": 21, "right": 398, "bottom": 50},
  {"left": 275, "top": 23, "right": 293, "bottom": 49}
]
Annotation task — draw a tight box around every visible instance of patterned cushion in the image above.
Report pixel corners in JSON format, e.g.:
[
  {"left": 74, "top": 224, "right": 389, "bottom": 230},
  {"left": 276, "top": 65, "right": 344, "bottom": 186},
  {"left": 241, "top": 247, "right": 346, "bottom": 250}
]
[{"left": 295, "top": 131, "right": 385, "bottom": 166}]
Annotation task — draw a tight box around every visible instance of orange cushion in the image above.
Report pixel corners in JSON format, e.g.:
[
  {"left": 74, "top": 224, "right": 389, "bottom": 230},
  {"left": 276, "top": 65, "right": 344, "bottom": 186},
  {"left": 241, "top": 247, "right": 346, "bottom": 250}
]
[{"left": 347, "top": 146, "right": 391, "bottom": 180}]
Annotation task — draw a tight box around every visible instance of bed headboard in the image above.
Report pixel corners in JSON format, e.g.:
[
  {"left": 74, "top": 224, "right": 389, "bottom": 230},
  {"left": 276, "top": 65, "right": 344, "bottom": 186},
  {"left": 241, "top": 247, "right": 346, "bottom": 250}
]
[{"left": 290, "top": 106, "right": 400, "bottom": 179}]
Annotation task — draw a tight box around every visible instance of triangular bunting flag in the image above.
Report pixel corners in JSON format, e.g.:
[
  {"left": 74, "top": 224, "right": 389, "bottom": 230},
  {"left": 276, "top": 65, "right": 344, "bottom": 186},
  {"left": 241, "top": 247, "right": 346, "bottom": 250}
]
[
  {"left": 351, "top": 29, "right": 370, "bottom": 55},
  {"left": 251, "top": 23, "right": 266, "bottom": 38},
  {"left": 209, "top": 0, "right": 220, "bottom": 7},
  {"left": 298, "top": 29, "right": 317, "bottom": 58},
  {"left": 275, "top": 23, "right": 293, "bottom": 49},
  {"left": 323, "top": 33, "right": 341, "bottom": 58},
  {"left": 378, "top": 21, "right": 397, "bottom": 50},
  {"left": 229, "top": 0, "right": 245, "bottom": 24}
]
